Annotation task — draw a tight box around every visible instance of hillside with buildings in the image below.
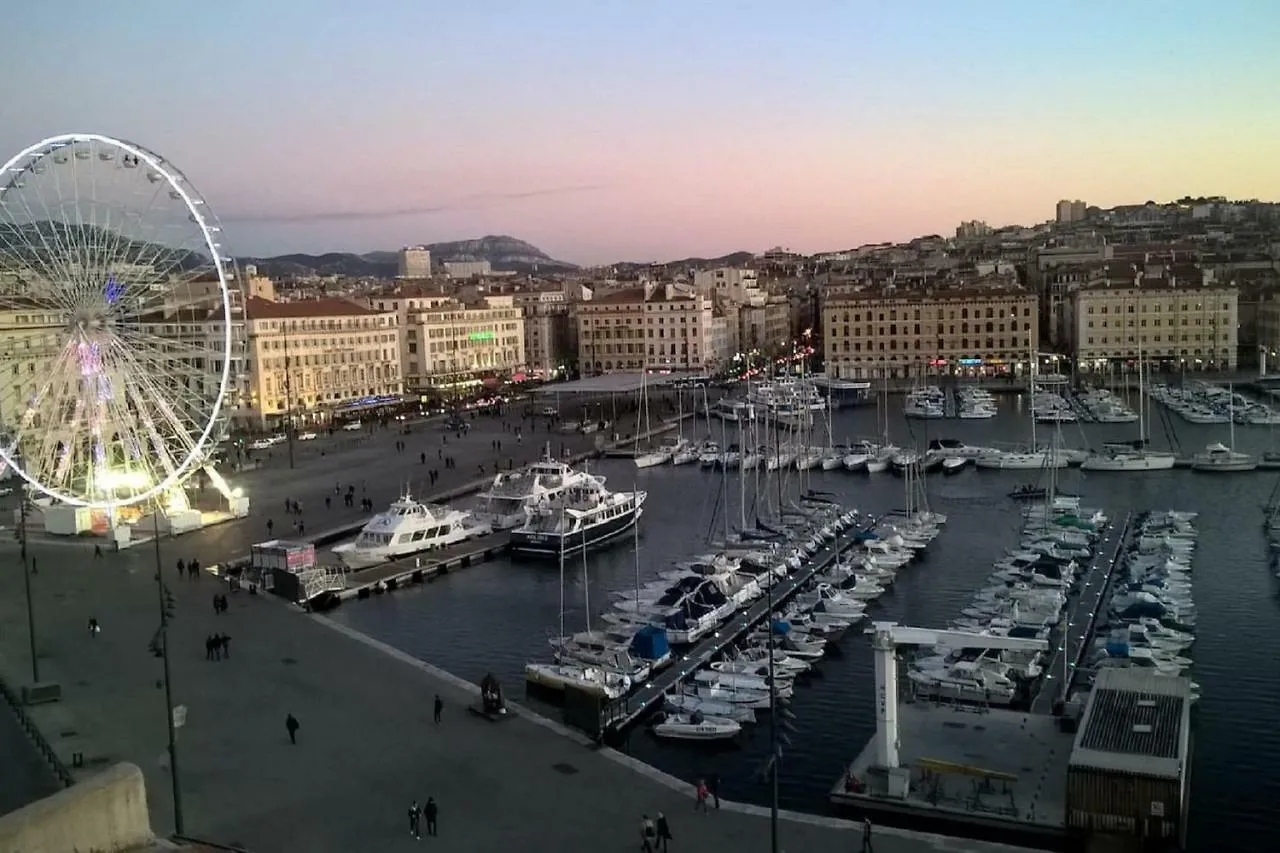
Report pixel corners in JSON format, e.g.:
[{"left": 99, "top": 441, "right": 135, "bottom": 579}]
[{"left": 127, "top": 195, "right": 1280, "bottom": 433}]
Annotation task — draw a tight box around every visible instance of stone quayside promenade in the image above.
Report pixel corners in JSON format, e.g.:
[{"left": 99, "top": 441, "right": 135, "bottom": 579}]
[{"left": 0, "top": 413, "right": 1037, "bottom": 852}]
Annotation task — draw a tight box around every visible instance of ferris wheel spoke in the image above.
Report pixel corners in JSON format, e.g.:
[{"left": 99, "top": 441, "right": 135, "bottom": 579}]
[
  {"left": 3, "top": 342, "right": 83, "bottom": 495},
  {"left": 117, "top": 359, "right": 199, "bottom": 483},
  {"left": 0, "top": 187, "right": 80, "bottom": 313},
  {"left": 112, "top": 323, "right": 222, "bottom": 382},
  {"left": 17, "top": 167, "right": 87, "bottom": 313},
  {"left": 102, "top": 334, "right": 211, "bottom": 452}
]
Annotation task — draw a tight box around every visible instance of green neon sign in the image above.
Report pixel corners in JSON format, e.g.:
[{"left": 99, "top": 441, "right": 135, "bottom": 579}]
[{"left": 468, "top": 331, "right": 496, "bottom": 341}]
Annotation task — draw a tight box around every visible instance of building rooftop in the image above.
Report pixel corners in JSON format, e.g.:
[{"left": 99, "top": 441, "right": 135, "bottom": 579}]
[
  {"left": 1069, "top": 669, "right": 1192, "bottom": 780},
  {"left": 245, "top": 297, "right": 380, "bottom": 319}
]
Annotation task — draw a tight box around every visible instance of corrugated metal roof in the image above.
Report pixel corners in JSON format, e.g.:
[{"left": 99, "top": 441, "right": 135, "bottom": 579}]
[{"left": 1069, "top": 669, "right": 1191, "bottom": 780}]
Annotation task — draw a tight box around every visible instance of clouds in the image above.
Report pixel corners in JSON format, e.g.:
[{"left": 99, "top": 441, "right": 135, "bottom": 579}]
[{"left": 222, "top": 184, "right": 610, "bottom": 224}]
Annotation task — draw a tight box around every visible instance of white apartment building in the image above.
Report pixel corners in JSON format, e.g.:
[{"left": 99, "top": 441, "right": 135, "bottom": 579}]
[
  {"left": 397, "top": 246, "right": 432, "bottom": 278},
  {"left": 245, "top": 297, "right": 402, "bottom": 428},
  {"left": 403, "top": 296, "right": 524, "bottom": 394},
  {"left": 1070, "top": 281, "right": 1238, "bottom": 371},
  {"left": 443, "top": 260, "right": 492, "bottom": 279},
  {"left": 576, "top": 284, "right": 729, "bottom": 373}
]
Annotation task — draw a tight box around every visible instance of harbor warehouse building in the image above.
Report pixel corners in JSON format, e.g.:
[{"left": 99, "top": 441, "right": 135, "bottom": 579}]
[{"left": 1066, "top": 669, "right": 1193, "bottom": 851}]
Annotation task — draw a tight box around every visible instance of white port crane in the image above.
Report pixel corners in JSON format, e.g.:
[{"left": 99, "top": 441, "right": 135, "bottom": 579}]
[{"left": 870, "top": 622, "right": 1050, "bottom": 773}]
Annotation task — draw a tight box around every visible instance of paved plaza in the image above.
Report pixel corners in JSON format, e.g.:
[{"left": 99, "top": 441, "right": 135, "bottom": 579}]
[{"left": 0, "top": 408, "right": 1045, "bottom": 852}]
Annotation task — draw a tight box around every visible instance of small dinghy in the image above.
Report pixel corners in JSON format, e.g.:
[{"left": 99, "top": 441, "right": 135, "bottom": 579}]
[
  {"left": 651, "top": 710, "right": 742, "bottom": 741},
  {"left": 941, "top": 457, "right": 968, "bottom": 475}
]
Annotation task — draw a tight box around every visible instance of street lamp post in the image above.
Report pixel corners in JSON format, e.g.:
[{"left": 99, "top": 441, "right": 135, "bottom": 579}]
[
  {"left": 152, "top": 511, "right": 184, "bottom": 835},
  {"left": 19, "top": 497, "right": 39, "bottom": 683},
  {"left": 282, "top": 322, "right": 296, "bottom": 470}
]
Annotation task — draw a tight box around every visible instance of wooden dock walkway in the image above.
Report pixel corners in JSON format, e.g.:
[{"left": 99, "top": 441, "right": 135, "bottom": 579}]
[
  {"left": 603, "top": 522, "right": 869, "bottom": 734},
  {"left": 335, "top": 532, "right": 510, "bottom": 600},
  {"left": 1030, "top": 512, "right": 1132, "bottom": 715}
]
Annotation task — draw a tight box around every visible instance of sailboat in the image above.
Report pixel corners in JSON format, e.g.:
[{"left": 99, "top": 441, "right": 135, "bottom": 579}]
[
  {"left": 976, "top": 352, "right": 1067, "bottom": 470},
  {"left": 1080, "top": 341, "right": 1176, "bottom": 471},
  {"left": 634, "top": 370, "right": 672, "bottom": 468},
  {"left": 525, "top": 507, "right": 634, "bottom": 699},
  {"left": 1191, "top": 385, "right": 1257, "bottom": 472}
]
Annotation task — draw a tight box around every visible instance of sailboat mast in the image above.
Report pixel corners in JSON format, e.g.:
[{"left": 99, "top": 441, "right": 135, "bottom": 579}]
[
  {"left": 557, "top": 510, "right": 566, "bottom": 640},
  {"left": 581, "top": 528, "right": 591, "bottom": 633}
]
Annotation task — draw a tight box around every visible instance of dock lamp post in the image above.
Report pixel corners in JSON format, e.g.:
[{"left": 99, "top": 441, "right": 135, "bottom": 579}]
[
  {"left": 149, "top": 508, "right": 185, "bottom": 835},
  {"left": 757, "top": 570, "right": 798, "bottom": 853},
  {"left": 18, "top": 497, "right": 39, "bottom": 683}
]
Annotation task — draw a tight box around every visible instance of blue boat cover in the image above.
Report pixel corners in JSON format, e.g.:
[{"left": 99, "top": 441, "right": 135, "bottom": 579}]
[{"left": 631, "top": 625, "right": 670, "bottom": 660}]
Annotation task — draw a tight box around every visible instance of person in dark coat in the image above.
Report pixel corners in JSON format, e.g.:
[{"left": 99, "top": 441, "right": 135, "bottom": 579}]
[
  {"left": 433, "top": 694, "right": 443, "bottom": 724},
  {"left": 422, "top": 797, "right": 437, "bottom": 836},
  {"left": 655, "top": 812, "right": 673, "bottom": 852},
  {"left": 286, "top": 713, "right": 299, "bottom": 745}
]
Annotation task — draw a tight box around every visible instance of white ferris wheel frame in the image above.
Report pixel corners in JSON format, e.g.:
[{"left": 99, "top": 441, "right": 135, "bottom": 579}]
[{"left": 0, "top": 132, "right": 235, "bottom": 509}]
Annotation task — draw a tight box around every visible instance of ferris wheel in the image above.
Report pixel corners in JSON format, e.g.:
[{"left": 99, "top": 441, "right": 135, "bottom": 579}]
[{"left": 0, "top": 133, "right": 236, "bottom": 509}]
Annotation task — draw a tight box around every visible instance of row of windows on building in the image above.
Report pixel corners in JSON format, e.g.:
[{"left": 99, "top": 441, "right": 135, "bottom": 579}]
[
  {"left": 1083, "top": 334, "right": 1231, "bottom": 345},
  {"left": 831, "top": 305, "right": 1034, "bottom": 323},
  {"left": 584, "top": 327, "right": 700, "bottom": 339},
  {"left": 258, "top": 350, "right": 395, "bottom": 370},
  {"left": 832, "top": 337, "right": 1032, "bottom": 352},
  {"left": 1084, "top": 318, "right": 1224, "bottom": 328},
  {"left": 258, "top": 335, "right": 396, "bottom": 349},
  {"left": 830, "top": 320, "right": 1028, "bottom": 337},
  {"left": 1083, "top": 302, "right": 1232, "bottom": 314}
]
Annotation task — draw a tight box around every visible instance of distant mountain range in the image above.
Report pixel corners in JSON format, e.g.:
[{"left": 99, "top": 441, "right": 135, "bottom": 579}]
[
  {"left": 609, "top": 251, "right": 755, "bottom": 272},
  {"left": 240, "top": 235, "right": 578, "bottom": 278}
]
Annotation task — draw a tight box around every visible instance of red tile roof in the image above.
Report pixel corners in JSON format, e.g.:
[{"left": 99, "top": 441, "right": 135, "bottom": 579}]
[{"left": 245, "top": 297, "right": 381, "bottom": 319}]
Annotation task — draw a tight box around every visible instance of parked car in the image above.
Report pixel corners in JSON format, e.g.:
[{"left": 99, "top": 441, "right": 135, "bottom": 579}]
[
  {"left": 297, "top": 431, "right": 319, "bottom": 441},
  {"left": 341, "top": 421, "right": 363, "bottom": 432}
]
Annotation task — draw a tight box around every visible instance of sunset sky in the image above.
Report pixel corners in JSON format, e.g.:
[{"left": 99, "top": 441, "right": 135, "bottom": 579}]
[{"left": 4, "top": 0, "right": 1279, "bottom": 264}]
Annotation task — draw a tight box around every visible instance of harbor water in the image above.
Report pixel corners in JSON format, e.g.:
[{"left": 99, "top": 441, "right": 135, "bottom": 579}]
[{"left": 327, "top": 393, "right": 1280, "bottom": 852}]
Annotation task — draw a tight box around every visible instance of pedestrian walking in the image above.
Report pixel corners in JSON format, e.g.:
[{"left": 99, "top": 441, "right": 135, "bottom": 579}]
[
  {"left": 708, "top": 772, "right": 721, "bottom": 809},
  {"left": 655, "top": 813, "right": 672, "bottom": 852},
  {"left": 205, "top": 635, "right": 216, "bottom": 661},
  {"left": 285, "top": 713, "right": 300, "bottom": 745},
  {"left": 408, "top": 800, "right": 421, "bottom": 839},
  {"left": 423, "top": 797, "right": 437, "bottom": 836},
  {"left": 93, "top": 543, "right": 103, "bottom": 558},
  {"left": 640, "top": 814, "right": 656, "bottom": 852},
  {"left": 219, "top": 633, "right": 231, "bottom": 658},
  {"left": 266, "top": 519, "right": 274, "bottom": 536},
  {"left": 212, "top": 593, "right": 221, "bottom": 614},
  {"left": 325, "top": 496, "right": 331, "bottom": 510},
  {"left": 87, "top": 617, "right": 100, "bottom": 637},
  {"left": 433, "top": 694, "right": 443, "bottom": 724},
  {"left": 176, "top": 558, "right": 186, "bottom": 577},
  {"left": 694, "top": 778, "right": 709, "bottom": 812}
]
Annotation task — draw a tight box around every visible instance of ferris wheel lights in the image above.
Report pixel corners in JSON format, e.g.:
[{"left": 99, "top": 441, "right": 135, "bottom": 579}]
[{"left": 0, "top": 132, "right": 236, "bottom": 510}]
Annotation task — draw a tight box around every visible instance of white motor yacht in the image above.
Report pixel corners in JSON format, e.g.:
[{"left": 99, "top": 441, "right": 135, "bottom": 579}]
[
  {"left": 332, "top": 494, "right": 491, "bottom": 569},
  {"left": 1190, "top": 442, "right": 1257, "bottom": 472},
  {"left": 474, "top": 458, "right": 593, "bottom": 530}
]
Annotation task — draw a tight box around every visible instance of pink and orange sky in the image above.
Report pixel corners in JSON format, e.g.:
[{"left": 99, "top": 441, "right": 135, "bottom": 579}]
[{"left": 5, "top": 0, "right": 1280, "bottom": 264}]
